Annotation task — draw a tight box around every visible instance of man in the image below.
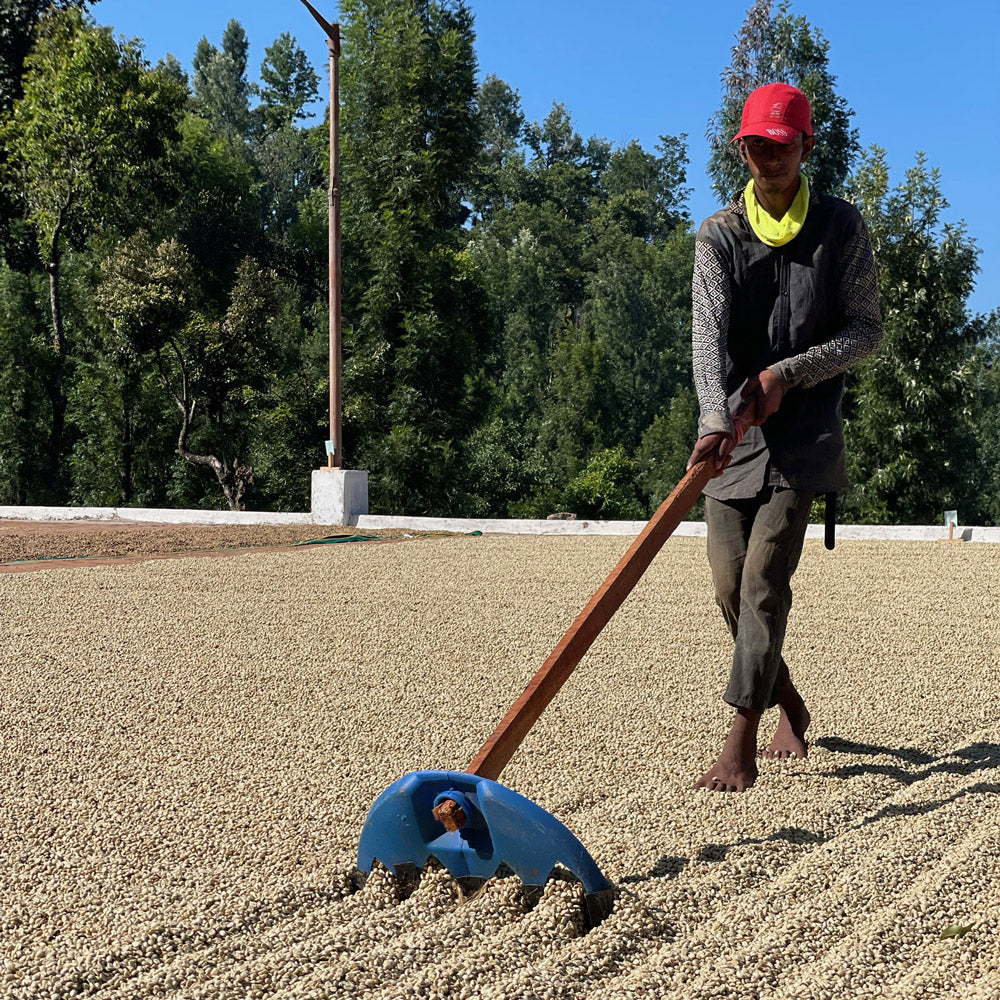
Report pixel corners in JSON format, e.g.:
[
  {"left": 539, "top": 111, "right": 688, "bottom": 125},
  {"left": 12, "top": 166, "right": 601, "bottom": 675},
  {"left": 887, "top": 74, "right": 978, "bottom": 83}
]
[{"left": 688, "top": 82, "right": 882, "bottom": 792}]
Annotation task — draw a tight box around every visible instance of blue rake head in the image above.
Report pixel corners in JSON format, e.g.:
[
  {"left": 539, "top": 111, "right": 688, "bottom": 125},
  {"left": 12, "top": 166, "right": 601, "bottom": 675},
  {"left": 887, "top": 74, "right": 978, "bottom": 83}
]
[{"left": 357, "top": 769, "right": 617, "bottom": 927}]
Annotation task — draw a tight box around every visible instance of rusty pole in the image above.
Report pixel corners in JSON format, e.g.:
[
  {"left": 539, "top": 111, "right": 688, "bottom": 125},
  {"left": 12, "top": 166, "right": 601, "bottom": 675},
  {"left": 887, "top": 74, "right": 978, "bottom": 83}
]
[
  {"left": 328, "top": 23, "right": 342, "bottom": 469},
  {"left": 299, "top": 1, "right": 342, "bottom": 469}
]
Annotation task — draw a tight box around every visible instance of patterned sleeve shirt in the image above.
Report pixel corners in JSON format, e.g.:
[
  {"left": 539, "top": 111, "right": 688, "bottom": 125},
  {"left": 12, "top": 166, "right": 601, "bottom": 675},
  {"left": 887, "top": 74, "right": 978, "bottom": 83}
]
[
  {"left": 693, "top": 191, "right": 882, "bottom": 439},
  {"left": 691, "top": 188, "right": 883, "bottom": 495}
]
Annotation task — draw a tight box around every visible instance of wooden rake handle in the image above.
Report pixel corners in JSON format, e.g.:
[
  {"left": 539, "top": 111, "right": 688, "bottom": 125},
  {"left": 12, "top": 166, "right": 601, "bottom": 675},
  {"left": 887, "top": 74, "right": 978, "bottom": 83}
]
[{"left": 466, "top": 455, "right": 718, "bottom": 782}]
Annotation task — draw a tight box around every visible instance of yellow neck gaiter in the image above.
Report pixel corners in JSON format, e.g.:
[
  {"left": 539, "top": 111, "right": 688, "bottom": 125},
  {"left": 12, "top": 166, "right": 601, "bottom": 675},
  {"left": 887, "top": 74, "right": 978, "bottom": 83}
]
[{"left": 744, "top": 174, "right": 810, "bottom": 247}]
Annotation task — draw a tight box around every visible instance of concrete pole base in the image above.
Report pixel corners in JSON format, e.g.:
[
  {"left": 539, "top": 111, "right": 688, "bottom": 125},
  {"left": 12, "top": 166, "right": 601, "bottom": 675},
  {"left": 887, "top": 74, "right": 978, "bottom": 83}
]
[{"left": 311, "top": 468, "right": 369, "bottom": 526}]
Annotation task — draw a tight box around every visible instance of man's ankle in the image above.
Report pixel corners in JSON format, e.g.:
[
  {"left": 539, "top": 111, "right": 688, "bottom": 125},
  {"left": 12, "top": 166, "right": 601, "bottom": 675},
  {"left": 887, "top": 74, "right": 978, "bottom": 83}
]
[{"left": 726, "top": 706, "right": 762, "bottom": 752}]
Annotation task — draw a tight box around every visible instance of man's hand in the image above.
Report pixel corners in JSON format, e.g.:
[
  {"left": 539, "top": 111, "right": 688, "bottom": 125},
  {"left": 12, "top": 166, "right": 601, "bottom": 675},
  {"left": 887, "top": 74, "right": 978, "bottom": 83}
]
[
  {"left": 740, "top": 369, "right": 784, "bottom": 426},
  {"left": 686, "top": 373, "right": 782, "bottom": 478},
  {"left": 686, "top": 431, "right": 735, "bottom": 477}
]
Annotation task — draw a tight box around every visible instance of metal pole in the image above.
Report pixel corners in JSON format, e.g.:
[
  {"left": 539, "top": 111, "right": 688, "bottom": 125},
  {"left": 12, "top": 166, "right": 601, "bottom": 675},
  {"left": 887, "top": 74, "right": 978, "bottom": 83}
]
[
  {"left": 299, "top": 1, "right": 343, "bottom": 469},
  {"left": 328, "top": 24, "right": 342, "bottom": 469}
]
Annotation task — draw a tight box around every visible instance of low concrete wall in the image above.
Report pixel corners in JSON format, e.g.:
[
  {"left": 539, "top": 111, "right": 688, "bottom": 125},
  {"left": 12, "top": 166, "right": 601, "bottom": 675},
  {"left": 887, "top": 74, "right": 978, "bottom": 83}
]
[
  {"left": 356, "top": 513, "right": 658, "bottom": 536},
  {"left": 2, "top": 504, "right": 999, "bottom": 542},
  {"left": 0, "top": 505, "right": 313, "bottom": 526}
]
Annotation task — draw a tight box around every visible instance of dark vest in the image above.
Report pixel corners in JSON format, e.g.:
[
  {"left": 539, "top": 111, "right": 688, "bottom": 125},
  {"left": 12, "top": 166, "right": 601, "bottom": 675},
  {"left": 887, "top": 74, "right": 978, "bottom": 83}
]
[{"left": 698, "top": 192, "right": 865, "bottom": 497}]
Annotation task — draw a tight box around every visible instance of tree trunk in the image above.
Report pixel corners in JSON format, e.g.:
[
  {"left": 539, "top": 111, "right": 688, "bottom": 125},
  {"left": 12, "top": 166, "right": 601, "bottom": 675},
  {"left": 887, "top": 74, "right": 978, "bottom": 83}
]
[
  {"left": 121, "top": 412, "right": 134, "bottom": 505},
  {"left": 172, "top": 377, "right": 252, "bottom": 511},
  {"left": 120, "top": 361, "right": 135, "bottom": 505},
  {"left": 176, "top": 445, "right": 253, "bottom": 511},
  {"left": 44, "top": 231, "right": 67, "bottom": 500}
]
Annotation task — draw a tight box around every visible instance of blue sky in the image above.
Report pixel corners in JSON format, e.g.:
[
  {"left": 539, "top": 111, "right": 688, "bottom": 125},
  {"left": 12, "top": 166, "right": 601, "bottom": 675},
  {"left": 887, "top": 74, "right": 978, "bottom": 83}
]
[{"left": 91, "top": 0, "right": 998, "bottom": 317}]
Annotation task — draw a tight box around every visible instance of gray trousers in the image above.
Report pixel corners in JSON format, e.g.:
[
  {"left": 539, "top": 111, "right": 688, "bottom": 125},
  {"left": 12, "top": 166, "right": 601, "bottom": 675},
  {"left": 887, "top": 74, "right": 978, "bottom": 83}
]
[{"left": 705, "top": 487, "right": 814, "bottom": 713}]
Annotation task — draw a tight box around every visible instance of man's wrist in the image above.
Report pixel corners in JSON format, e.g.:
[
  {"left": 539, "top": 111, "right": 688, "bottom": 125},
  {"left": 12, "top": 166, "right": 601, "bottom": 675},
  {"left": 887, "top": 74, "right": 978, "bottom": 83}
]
[
  {"left": 698, "top": 411, "right": 734, "bottom": 439},
  {"left": 766, "top": 361, "right": 799, "bottom": 391}
]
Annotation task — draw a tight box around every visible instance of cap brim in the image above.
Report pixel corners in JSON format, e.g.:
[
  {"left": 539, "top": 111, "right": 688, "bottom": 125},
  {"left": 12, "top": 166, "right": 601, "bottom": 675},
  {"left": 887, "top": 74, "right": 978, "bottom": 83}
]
[{"left": 731, "top": 122, "right": 801, "bottom": 144}]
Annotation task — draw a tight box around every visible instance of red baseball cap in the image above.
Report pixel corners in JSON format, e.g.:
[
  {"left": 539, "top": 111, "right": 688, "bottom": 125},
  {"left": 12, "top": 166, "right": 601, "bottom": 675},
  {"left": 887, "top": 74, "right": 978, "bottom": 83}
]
[{"left": 732, "top": 83, "right": 812, "bottom": 144}]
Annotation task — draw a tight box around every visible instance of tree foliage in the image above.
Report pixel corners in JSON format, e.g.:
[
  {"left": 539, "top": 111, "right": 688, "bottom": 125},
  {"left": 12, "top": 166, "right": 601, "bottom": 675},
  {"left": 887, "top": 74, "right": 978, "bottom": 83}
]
[
  {"left": 0, "top": 264, "right": 51, "bottom": 502},
  {"left": 0, "top": 1, "right": 92, "bottom": 260},
  {"left": 193, "top": 19, "right": 255, "bottom": 139},
  {"left": 967, "top": 323, "right": 1000, "bottom": 524},
  {"left": 0, "top": 0, "right": 993, "bottom": 524},
  {"left": 96, "top": 233, "right": 297, "bottom": 510},
  {"left": 463, "top": 89, "right": 696, "bottom": 516},
  {"left": 259, "top": 32, "right": 319, "bottom": 132},
  {"left": 842, "top": 148, "right": 986, "bottom": 523},
  {"left": 707, "top": 0, "right": 859, "bottom": 201},
  {"left": 1, "top": 8, "right": 183, "bottom": 261},
  {"left": 339, "top": 0, "right": 482, "bottom": 512},
  {"left": 0, "top": 0, "right": 90, "bottom": 113},
  {"left": 0, "top": 5, "right": 184, "bottom": 493}
]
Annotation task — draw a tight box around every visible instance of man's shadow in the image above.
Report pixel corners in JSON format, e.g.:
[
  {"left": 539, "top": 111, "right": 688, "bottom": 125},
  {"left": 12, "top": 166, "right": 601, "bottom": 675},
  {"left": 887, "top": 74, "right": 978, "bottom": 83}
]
[
  {"left": 622, "top": 738, "right": 1000, "bottom": 884},
  {"left": 814, "top": 736, "right": 1000, "bottom": 785}
]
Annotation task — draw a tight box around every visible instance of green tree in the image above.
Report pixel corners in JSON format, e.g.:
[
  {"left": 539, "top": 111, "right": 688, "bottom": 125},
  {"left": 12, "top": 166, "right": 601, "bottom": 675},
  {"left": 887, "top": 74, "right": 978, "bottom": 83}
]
[
  {"left": 0, "top": 1, "right": 89, "bottom": 266},
  {"left": 470, "top": 200, "right": 588, "bottom": 435},
  {"left": 562, "top": 446, "right": 644, "bottom": 520},
  {"left": 192, "top": 19, "right": 255, "bottom": 139},
  {"left": 67, "top": 328, "right": 175, "bottom": 507},
  {"left": 222, "top": 256, "right": 321, "bottom": 511},
  {"left": 0, "top": 0, "right": 89, "bottom": 114},
  {"left": 842, "top": 148, "right": 985, "bottom": 523},
  {"left": 0, "top": 264, "right": 51, "bottom": 503},
  {"left": 155, "top": 52, "right": 188, "bottom": 88},
  {"left": 467, "top": 74, "right": 527, "bottom": 224},
  {"left": 253, "top": 34, "right": 322, "bottom": 260},
  {"left": 584, "top": 228, "right": 695, "bottom": 454},
  {"left": 468, "top": 106, "right": 605, "bottom": 456},
  {"left": 465, "top": 97, "right": 696, "bottom": 516},
  {"left": 523, "top": 103, "right": 610, "bottom": 223},
  {"left": 339, "top": 0, "right": 482, "bottom": 512},
  {"left": 967, "top": 323, "right": 1000, "bottom": 525},
  {"left": 706, "top": 0, "right": 859, "bottom": 202},
  {"left": 536, "top": 318, "right": 604, "bottom": 484},
  {"left": 0, "top": 6, "right": 185, "bottom": 495},
  {"left": 255, "top": 123, "right": 323, "bottom": 247},
  {"left": 587, "top": 139, "right": 693, "bottom": 450},
  {"left": 96, "top": 233, "right": 286, "bottom": 510},
  {"left": 634, "top": 386, "right": 701, "bottom": 513},
  {"left": 601, "top": 136, "right": 691, "bottom": 241},
  {"left": 167, "top": 112, "right": 263, "bottom": 304},
  {"left": 511, "top": 445, "right": 644, "bottom": 521},
  {"left": 258, "top": 32, "right": 319, "bottom": 133}
]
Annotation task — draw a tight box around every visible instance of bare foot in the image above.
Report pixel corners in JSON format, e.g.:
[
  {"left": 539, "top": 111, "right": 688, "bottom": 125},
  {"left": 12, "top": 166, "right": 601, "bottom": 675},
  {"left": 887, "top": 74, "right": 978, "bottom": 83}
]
[
  {"left": 761, "top": 679, "right": 810, "bottom": 760},
  {"left": 695, "top": 751, "right": 758, "bottom": 792},
  {"left": 695, "top": 707, "right": 761, "bottom": 792}
]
